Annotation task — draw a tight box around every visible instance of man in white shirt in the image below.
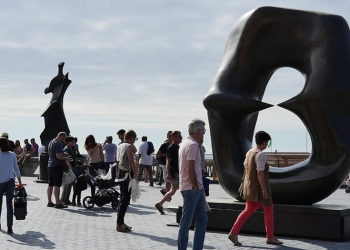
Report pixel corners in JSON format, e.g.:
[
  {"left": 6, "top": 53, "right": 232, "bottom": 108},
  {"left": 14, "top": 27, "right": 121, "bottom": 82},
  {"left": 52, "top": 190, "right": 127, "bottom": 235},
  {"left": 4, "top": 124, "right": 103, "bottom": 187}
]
[
  {"left": 38, "top": 141, "right": 46, "bottom": 162},
  {"left": 137, "top": 136, "right": 154, "bottom": 186}
]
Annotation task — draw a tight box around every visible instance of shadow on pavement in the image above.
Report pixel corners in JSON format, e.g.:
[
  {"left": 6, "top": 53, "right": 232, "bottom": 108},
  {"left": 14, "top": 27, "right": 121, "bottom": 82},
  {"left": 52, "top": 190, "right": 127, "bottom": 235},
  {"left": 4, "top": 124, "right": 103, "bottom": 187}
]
[
  {"left": 26, "top": 195, "right": 40, "bottom": 202},
  {"left": 131, "top": 231, "right": 178, "bottom": 248},
  {"left": 131, "top": 231, "right": 216, "bottom": 249},
  {"left": 128, "top": 204, "right": 158, "bottom": 215},
  {"left": 64, "top": 207, "right": 114, "bottom": 217},
  {"left": 7, "top": 230, "right": 55, "bottom": 249}
]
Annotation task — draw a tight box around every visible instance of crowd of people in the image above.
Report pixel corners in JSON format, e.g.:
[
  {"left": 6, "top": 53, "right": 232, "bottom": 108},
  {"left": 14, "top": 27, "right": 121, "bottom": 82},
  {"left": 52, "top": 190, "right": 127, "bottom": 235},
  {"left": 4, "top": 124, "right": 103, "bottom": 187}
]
[
  {"left": 0, "top": 119, "right": 283, "bottom": 248},
  {"left": 0, "top": 133, "right": 45, "bottom": 166}
]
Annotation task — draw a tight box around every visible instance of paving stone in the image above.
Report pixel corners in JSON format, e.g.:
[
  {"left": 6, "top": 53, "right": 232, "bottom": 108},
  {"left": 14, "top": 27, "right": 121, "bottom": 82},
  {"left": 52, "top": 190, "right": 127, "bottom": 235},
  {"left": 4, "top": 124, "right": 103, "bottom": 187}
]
[{"left": 1, "top": 176, "right": 350, "bottom": 249}]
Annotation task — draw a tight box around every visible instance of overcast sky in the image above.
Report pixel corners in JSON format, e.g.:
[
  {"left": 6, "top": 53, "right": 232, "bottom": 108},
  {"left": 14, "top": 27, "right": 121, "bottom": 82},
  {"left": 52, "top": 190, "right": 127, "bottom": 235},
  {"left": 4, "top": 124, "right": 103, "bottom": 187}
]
[{"left": 0, "top": 1, "right": 349, "bottom": 155}]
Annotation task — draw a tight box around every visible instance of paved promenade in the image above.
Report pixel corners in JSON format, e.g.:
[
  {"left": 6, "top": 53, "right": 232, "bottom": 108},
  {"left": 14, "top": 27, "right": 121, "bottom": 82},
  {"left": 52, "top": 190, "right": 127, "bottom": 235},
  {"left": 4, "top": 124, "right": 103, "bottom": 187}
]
[{"left": 1, "top": 176, "right": 350, "bottom": 250}]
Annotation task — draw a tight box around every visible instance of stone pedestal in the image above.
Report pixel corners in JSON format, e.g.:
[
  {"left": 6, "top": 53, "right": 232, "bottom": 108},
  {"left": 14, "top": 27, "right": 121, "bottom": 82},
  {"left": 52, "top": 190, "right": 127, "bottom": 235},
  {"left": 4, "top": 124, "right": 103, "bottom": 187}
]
[
  {"left": 19, "top": 157, "right": 40, "bottom": 177},
  {"left": 168, "top": 199, "right": 350, "bottom": 242}
]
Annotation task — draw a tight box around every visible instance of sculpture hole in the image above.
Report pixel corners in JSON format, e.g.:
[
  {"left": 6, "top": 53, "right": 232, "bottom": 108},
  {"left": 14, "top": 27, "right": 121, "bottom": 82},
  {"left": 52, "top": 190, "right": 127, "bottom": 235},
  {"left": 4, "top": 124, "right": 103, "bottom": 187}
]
[{"left": 254, "top": 68, "right": 312, "bottom": 155}]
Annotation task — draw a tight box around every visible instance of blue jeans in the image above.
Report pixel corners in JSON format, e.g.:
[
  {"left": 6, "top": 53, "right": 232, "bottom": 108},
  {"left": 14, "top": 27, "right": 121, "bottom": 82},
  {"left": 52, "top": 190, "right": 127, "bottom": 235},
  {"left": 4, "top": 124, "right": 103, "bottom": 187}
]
[
  {"left": 0, "top": 179, "right": 15, "bottom": 227},
  {"left": 178, "top": 189, "right": 208, "bottom": 250}
]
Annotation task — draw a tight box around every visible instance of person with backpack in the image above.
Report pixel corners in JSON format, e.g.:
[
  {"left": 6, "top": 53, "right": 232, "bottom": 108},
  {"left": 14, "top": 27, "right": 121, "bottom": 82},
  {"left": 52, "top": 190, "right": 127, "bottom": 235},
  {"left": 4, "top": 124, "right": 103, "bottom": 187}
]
[
  {"left": 137, "top": 136, "right": 154, "bottom": 186},
  {"left": 116, "top": 130, "right": 138, "bottom": 232}
]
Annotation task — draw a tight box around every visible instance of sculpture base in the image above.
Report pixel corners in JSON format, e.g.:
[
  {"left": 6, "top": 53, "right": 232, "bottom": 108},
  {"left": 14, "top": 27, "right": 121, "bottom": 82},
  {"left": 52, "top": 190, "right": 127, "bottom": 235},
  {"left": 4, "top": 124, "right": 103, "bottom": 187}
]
[{"left": 168, "top": 199, "right": 350, "bottom": 242}]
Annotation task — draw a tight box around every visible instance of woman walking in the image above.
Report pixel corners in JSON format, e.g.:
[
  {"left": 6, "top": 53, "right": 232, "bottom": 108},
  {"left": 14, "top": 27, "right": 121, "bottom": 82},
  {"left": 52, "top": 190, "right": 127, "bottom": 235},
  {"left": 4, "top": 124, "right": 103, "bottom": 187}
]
[
  {"left": 229, "top": 131, "right": 283, "bottom": 246},
  {"left": 0, "top": 137, "right": 23, "bottom": 234}
]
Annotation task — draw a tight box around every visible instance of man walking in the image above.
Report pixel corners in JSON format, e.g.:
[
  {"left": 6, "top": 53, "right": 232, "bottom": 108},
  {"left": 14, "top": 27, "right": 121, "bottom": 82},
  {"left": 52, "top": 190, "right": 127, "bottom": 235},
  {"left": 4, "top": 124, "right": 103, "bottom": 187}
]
[
  {"left": 137, "top": 136, "right": 154, "bottom": 186},
  {"left": 47, "top": 132, "right": 70, "bottom": 209},
  {"left": 178, "top": 119, "right": 208, "bottom": 250},
  {"left": 156, "top": 131, "right": 172, "bottom": 191},
  {"left": 155, "top": 130, "right": 182, "bottom": 214}
]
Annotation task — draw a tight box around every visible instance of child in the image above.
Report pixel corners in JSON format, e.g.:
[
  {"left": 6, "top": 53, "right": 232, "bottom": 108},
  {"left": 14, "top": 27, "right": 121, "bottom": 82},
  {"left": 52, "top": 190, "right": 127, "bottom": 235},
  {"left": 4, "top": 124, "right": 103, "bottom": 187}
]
[{"left": 72, "top": 160, "right": 87, "bottom": 206}]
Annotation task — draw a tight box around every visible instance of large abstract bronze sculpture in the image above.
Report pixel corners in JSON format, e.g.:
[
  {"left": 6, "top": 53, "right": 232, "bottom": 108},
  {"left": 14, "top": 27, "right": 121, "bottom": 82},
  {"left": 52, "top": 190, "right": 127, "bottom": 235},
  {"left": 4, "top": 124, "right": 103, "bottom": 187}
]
[
  {"left": 203, "top": 7, "right": 350, "bottom": 205},
  {"left": 40, "top": 62, "right": 71, "bottom": 147}
]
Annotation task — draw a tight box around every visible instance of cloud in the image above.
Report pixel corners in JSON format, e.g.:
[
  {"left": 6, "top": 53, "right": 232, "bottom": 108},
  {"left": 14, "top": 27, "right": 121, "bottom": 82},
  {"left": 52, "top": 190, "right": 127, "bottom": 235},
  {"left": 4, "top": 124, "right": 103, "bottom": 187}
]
[{"left": 0, "top": 1, "right": 348, "bottom": 154}]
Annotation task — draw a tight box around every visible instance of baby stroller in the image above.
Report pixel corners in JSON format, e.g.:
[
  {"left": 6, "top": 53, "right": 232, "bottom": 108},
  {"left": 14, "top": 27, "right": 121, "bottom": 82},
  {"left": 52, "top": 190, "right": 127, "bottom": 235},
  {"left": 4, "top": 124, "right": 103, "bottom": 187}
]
[{"left": 83, "top": 163, "right": 121, "bottom": 209}]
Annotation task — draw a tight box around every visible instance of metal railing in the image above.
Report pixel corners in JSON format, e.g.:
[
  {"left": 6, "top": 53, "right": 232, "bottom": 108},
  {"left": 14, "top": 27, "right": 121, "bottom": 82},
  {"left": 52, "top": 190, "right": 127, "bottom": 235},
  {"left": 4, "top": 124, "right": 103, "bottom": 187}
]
[
  {"left": 265, "top": 152, "right": 310, "bottom": 168},
  {"left": 151, "top": 159, "right": 218, "bottom": 181}
]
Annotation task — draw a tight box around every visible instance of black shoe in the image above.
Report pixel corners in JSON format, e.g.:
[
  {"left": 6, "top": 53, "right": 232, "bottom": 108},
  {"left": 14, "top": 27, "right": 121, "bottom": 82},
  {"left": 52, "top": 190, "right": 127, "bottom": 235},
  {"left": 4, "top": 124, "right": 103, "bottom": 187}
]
[
  {"left": 7, "top": 226, "right": 13, "bottom": 234},
  {"left": 155, "top": 203, "right": 165, "bottom": 215},
  {"left": 160, "top": 189, "right": 166, "bottom": 196},
  {"left": 71, "top": 202, "right": 76, "bottom": 206},
  {"left": 149, "top": 184, "right": 154, "bottom": 187}
]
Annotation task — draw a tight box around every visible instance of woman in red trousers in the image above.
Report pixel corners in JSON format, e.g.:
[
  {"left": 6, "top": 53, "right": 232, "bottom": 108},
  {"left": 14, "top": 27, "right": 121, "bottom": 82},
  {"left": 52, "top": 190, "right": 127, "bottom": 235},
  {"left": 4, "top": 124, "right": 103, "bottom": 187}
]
[{"left": 229, "top": 131, "right": 283, "bottom": 246}]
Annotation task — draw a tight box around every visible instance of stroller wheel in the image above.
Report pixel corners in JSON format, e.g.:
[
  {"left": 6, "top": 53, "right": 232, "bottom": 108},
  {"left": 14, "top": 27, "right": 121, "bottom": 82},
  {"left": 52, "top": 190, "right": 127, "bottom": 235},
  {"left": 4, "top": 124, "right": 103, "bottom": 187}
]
[
  {"left": 112, "top": 201, "right": 119, "bottom": 210},
  {"left": 83, "top": 196, "right": 95, "bottom": 209}
]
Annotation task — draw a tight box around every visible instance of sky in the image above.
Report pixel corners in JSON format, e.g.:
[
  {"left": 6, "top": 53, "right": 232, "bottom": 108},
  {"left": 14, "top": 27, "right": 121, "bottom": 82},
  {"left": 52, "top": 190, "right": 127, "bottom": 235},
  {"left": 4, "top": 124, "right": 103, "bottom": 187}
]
[{"left": 0, "top": 1, "right": 349, "bottom": 155}]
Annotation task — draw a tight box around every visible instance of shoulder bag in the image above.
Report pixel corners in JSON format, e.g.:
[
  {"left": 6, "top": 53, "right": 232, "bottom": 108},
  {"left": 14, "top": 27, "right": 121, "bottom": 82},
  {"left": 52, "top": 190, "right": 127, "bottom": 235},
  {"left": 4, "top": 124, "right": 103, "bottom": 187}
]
[{"left": 62, "top": 168, "right": 76, "bottom": 185}]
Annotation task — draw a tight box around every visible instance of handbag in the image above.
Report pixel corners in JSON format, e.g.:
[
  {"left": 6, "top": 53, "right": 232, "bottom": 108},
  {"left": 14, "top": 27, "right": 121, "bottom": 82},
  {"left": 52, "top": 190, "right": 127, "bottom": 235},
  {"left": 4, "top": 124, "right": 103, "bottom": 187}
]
[
  {"left": 238, "top": 170, "right": 245, "bottom": 197},
  {"left": 62, "top": 169, "right": 76, "bottom": 185}
]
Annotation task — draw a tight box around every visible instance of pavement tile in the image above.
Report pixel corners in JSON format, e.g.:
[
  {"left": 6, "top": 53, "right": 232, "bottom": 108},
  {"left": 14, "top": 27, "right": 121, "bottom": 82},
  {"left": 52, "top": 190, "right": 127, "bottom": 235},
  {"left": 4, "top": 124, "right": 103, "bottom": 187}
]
[{"left": 1, "top": 176, "right": 350, "bottom": 249}]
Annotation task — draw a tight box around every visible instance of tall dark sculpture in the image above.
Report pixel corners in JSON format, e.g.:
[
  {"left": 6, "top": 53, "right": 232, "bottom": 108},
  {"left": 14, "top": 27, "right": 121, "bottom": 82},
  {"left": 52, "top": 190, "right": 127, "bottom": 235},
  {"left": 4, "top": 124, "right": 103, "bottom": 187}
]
[
  {"left": 40, "top": 62, "right": 71, "bottom": 148},
  {"left": 203, "top": 7, "right": 350, "bottom": 205}
]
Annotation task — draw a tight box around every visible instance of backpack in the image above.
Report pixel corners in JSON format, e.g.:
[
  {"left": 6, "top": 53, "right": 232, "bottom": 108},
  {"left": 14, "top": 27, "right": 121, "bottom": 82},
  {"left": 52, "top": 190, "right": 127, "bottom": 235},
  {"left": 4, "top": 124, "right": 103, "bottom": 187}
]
[
  {"left": 119, "top": 152, "right": 130, "bottom": 171},
  {"left": 117, "top": 143, "right": 131, "bottom": 171},
  {"left": 147, "top": 141, "right": 155, "bottom": 155}
]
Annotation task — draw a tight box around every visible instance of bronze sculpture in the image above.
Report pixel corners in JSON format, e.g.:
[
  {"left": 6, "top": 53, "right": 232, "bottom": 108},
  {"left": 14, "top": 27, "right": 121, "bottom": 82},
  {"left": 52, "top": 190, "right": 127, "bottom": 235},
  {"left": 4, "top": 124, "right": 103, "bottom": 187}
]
[
  {"left": 203, "top": 7, "right": 350, "bottom": 205},
  {"left": 40, "top": 62, "right": 71, "bottom": 148}
]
